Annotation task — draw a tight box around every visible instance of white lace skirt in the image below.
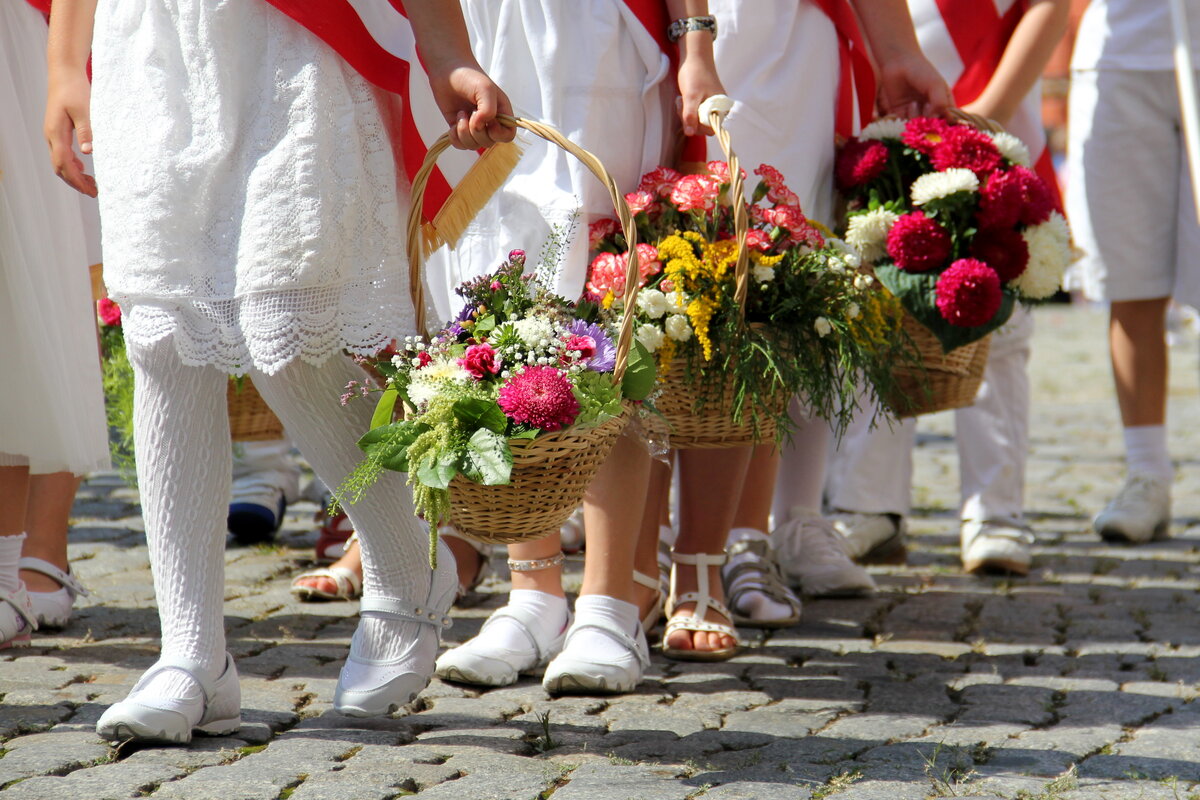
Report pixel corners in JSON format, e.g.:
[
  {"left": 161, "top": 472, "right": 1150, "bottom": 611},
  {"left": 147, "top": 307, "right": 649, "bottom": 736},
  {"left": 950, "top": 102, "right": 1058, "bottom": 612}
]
[
  {"left": 0, "top": 1, "right": 109, "bottom": 475},
  {"left": 90, "top": 0, "right": 414, "bottom": 375}
]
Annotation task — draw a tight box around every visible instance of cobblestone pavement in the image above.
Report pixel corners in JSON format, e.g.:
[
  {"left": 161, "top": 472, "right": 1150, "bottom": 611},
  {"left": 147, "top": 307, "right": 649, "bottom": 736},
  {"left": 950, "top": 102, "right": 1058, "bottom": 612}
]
[{"left": 7, "top": 306, "right": 1200, "bottom": 800}]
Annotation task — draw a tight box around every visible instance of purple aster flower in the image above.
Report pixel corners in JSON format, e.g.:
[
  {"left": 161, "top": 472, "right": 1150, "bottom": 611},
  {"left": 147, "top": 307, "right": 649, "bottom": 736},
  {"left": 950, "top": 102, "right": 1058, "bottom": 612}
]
[{"left": 567, "top": 319, "right": 617, "bottom": 373}]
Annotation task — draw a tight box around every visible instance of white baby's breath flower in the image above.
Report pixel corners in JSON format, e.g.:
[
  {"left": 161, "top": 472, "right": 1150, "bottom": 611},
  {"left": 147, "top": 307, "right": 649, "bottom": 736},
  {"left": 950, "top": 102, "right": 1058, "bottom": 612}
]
[
  {"left": 845, "top": 208, "right": 898, "bottom": 263},
  {"left": 1013, "top": 214, "right": 1071, "bottom": 299},
  {"left": 752, "top": 264, "right": 776, "bottom": 283},
  {"left": 391, "top": 354, "right": 405, "bottom": 368},
  {"left": 814, "top": 317, "right": 833, "bottom": 337},
  {"left": 665, "top": 314, "right": 693, "bottom": 342},
  {"left": 512, "top": 317, "right": 555, "bottom": 347},
  {"left": 637, "top": 288, "right": 670, "bottom": 319},
  {"left": 911, "top": 168, "right": 979, "bottom": 206},
  {"left": 847, "top": 302, "right": 861, "bottom": 320},
  {"left": 989, "top": 131, "right": 1032, "bottom": 167},
  {"left": 636, "top": 323, "right": 665, "bottom": 352},
  {"left": 854, "top": 273, "right": 875, "bottom": 290},
  {"left": 859, "top": 117, "right": 906, "bottom": 141}
]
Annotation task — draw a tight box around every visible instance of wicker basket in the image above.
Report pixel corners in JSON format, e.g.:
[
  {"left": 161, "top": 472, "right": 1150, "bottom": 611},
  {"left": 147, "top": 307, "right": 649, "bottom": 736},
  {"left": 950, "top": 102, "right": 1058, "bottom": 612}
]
[
  {"left": 406, "top": 117, "right": 647, "bottom": 545},
  {"left": 227, "top": 379, "right": 285, "bottom": 441},
  {"left": 887, "top": 314, "right": 991, "bottom": 417}
]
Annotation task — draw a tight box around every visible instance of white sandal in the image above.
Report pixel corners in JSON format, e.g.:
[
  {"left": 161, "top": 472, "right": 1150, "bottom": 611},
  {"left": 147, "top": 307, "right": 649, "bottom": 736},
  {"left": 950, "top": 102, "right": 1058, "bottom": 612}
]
[
  {"left": 722, "top": 539, "right": 801, "bottom": 629},
  {"left": 0, "top": 584, "right": 37, "bottom": 649},
  {"left": 663, "top": 551, "right": 741, "bottom": 662},
  {"left": 291, "top": 566, "right": 362, "bottom": 602},
  {"left": 633, "top": 569, "right": 665, "bottom": 633},
  {"left": 19, "top": 557, "right": 89, "bottom": 629},
  {"left": 96, "top": 652, "right": 241, "bottom": 744},
  {"left": 439, "top": 526, "right": 493, "bottom": 601}
]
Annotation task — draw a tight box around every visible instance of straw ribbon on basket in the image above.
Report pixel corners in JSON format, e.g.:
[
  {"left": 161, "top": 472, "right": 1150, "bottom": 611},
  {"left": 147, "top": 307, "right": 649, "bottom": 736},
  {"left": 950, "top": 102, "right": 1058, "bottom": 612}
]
[
  {"left": 405, "top": 115, "right": 644, "bottom": 384},
  {"left": 698, "top": 95, "right": 751, "bottom": 319}
]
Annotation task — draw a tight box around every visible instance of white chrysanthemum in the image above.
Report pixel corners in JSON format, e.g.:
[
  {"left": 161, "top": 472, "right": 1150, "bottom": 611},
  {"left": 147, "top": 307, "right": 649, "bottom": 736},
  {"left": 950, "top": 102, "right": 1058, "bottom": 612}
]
[
  {"left": 1013, "top": 217, "right": 1071, "bottom": 299},
  {"left": 814, "top": 317, "right": 833, "bottom": 337},
  {"left": 1042, "top": 210, "right": 1071, "bottom": 248},
  {"left": 512, "top": 317, "right": 556, "bottom": 347},
  {"left": 752, "top": 264, "right": 776, "bottom": 283},
  {"left": 407, "top": 359, "right": 470, "bottom": 406},
  {"left": 637, "top": 288, "right": 670, "bottom": 319},
  {"left": 845, "top": 208, "right": 898, "bottom": 263},
  {"left": 636, "top": 323, "right": 665, "bottom": 352},
  {"left": 911, "top": 168, "right": 979, "bottom": 206},
  {"left": 989, "top": 131, "right": 1032, "bottom": 167},
  {"left": 859, "top": 117, "right": 906, "bottom": 141},
  {"left": 665, "top": 314, "right": 693, "bottom": 342},
  {"left": 667, "top": 291, "right": 688, "bottom": 314}
]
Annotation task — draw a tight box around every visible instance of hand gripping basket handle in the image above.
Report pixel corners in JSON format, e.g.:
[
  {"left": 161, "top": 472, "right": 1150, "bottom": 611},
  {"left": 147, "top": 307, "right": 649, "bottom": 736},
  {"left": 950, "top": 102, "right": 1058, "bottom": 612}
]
[
  {"left": 406, "top": 115, "right": 644, "bottom": 383},
  {"left": 945, "top": 107, "right": 1004, "bottom": 134},
  {"left": 699, "top": 95, "right": 751, "bottom": 318}
]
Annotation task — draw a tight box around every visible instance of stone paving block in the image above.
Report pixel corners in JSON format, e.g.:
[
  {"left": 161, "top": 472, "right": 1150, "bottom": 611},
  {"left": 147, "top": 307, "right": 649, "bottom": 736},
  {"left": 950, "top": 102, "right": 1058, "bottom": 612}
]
[
  {"left": 408, "top": 751, "right": 556, "bottom": 799},
  {"left": 1079, "top": 709, "right": 1200, "bottom": 781},
  {"left": 548, "top": 761, "right": 689, "bottom": 800},
  {"left": 0, "top": 730, "right": 111, "bottom": 785},
  {"left": 957, "top": 683, "right": 1056, "bottom": 726},
  {"left": 0, "top": 762, "right": 180, "bottom": 800},
  {"left": 288, "top": 743, "right": 465, "bottom": 800}
]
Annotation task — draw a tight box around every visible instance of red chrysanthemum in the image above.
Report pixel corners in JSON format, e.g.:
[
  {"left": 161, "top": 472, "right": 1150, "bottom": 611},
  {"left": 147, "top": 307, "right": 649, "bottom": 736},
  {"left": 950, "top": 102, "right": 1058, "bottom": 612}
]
[
  {"left": 970, "top": 227, "right": 1029, "bottom": 282},
  {"left": 901, "top": 117, "right": 952, "bottom": 156},
  {"left": 977, "top": 170, "right": 1024, "bottom": 230},
  {"left": 935, "top": 259, "right": 1003, "bottom": 327},
  {"left": 97, "top": 297, "right": 122, "bottom": 327},
  {"left": 835, "top": 139, "right": 890, "bottom": 189},
  {"left": 497, "top": 366, "right": 580, "bottom": 431},
  {"left": 930, "top": 126, "right": 1003, "bottom": 176},
  {"left": 1012, "top": 165, "right": 1054, "bottom": 226},
  {"left": 638, "top": 166, "right": 684, "bottom": 198},
  {"left": 885, "top": 211, "right": 952, "bottom": 273}
]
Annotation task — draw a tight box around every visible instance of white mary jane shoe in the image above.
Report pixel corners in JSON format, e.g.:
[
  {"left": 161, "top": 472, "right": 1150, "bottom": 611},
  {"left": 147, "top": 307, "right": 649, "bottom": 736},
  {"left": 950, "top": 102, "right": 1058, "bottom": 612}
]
[
  {"left": 20, "top": 557, "right": 89, "bottom": 629},
  {"left": 334, "top": 545, "right": 457, "bottom": 717},
  {"left": 435, "top": 604, "right": 571, "bottom": 687},
  {"left": 542, "top": 616, "right": 650, "bottom": 696},
  {"left": 96, "top": 652, "right": 242, "bottom": 744},
  {"left": 0, "top": 584, "right": 37, "bottom": 649}
]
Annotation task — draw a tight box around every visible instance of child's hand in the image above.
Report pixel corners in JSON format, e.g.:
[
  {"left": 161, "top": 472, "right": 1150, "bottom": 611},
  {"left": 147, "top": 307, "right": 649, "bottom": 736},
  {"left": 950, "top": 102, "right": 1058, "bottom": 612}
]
[
  {"left": 677, "top": 58, "right": 726, "bottom": 137},
  {"left": 876, "top": 52, "right": 954, "bottom": 119},
  {"left": 428, "top": 63, "right": 516, "bottom": 151},
  {"left": 44, "top": 71, "right": 97, "bottom": 197}
]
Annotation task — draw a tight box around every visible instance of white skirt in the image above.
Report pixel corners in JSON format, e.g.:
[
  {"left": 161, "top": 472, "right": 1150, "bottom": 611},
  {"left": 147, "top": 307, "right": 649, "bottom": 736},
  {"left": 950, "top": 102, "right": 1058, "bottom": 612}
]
[
  {"left": 0, "top": 1, "right": 109, "bottom": 476},
  {"left": 90, "top": 0, "right": 413, "bottom": 375}
]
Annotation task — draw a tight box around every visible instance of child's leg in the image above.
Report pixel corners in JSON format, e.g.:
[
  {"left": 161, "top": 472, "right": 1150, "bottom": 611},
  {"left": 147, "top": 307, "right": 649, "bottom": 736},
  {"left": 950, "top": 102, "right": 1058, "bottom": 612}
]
[{"left": 0, "top": 459, "right": 33, "bottom": 646}]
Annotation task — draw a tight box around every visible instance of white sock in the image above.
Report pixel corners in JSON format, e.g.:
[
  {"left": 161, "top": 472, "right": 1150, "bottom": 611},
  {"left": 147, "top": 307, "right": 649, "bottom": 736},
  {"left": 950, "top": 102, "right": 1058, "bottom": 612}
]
[
  {"left": 1124, "top": 425, "right": 1172, "bottom": 481},
  {"left": 568, "top": 594, "right": 640, "bottom": 665},
  {"left": 0, "top": 534, "right": 26, "bottom": 594},
  {"left": 724, "top": 527, "right": 794, "bottom": 621},
  {"left": 250, "top": 355, "right": 429, "bottom": 664},
  {"left": 472, "top": 590, "right": 569, "bottom": 658}
]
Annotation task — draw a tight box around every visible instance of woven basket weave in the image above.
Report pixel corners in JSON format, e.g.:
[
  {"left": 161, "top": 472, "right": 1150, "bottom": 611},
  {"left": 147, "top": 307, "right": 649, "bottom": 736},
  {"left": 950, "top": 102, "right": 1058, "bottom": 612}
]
[
  {"left": 406, "top": 117, "right": 645, "bottom": 545},
  {"left": 888, "top": 313, "right": 990, "bottom": 417}
]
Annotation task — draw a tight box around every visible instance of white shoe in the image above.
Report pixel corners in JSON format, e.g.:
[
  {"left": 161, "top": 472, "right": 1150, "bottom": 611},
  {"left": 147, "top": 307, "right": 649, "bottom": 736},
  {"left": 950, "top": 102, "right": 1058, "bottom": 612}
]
[
  {"left": 543, "top": 616, "right": 649, "bottom": 695},
  {"left": 0, "top": 583, "right": 36, "bottom": 649},
  {"left": 773, "top": 509, "right": 876, "bottom": 597},
  {"left": 435, "top": 604, "right": 570, "bottom": 687},
  {"left": 828, "top": 511, "right": 907, "bottom": 564},
  {"left": 961, "top": 520, "right": 1034, "bottom": 575},
  {"left": 1093, "top": 473, "right": 1171, "bottom": 544},
  {"left": 20, "top": 557, "right": 89, "bottom": 629},
  {"left": 333, "top": 543, "right": 457, "bottom": 717},
  {"left": 96, "top": 653, "right": 241, "bottom": 744}
]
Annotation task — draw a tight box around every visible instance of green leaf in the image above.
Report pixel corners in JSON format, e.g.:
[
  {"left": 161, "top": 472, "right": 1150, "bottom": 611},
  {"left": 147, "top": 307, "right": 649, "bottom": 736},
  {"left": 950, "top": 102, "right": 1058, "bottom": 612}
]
[
  {"left": 370, "top": 387, "right": 399, "bottom": 430},
  {"left": 509, "top": 428, "right": 540, "bottom": 440},
  {"left": 357, "top": 420, "right": 411, "bottom": 450},
  {"left": 464, "top": 428, "right": 513, "bottom": 485},
  {"left": 416, "top": 450, "right": 460, "bottom": 489},
  {"left": 357, "top": 420, "right": 425, "bottom": 474},
  {"left": 474, "top": 314, "right": 497, "bottom": 334},
  {"left": 875, "top": 262, "right": 1016, "bottom": 352},
  {"left": 621, "top": 339, "right": 657, "bottom": 401},
  {"left": 452, "top": 396, "right": 508, "bottom": 434}
]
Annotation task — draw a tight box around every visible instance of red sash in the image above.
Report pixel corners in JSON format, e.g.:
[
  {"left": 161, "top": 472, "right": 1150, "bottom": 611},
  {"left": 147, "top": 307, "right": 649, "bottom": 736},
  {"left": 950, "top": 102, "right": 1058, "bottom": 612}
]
[
  {"left": 24, "top": 0, "right": 50, "bottom": 13},
  {"left": 812, "top": 0, "right": 877, "bottom": 138}
]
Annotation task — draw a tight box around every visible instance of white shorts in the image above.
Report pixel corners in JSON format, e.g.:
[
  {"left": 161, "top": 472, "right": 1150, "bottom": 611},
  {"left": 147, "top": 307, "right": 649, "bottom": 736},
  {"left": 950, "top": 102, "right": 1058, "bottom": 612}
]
[{"left": 1067, "top": 69, "right": 1200, "bottom": 306}]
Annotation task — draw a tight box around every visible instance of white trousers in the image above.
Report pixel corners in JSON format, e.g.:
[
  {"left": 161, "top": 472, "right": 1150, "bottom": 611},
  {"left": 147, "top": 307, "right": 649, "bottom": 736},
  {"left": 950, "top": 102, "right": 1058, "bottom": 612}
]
[{"left": 826, "top": 305, "right": 1034, "bottom": 524}]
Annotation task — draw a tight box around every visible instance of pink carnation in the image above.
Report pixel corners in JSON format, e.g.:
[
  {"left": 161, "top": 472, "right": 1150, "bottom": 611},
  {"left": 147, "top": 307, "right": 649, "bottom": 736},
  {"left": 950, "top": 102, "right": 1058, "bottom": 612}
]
[
  {"left": 497, "top": 366, "right": 580, "bottom": 431},
  {"left": 835, "top": 139, "right": 890, "bottom": 189},
  {"left": 638, "top": 166, "right": 683, "bottom": 198},
  {"left": 935, "top": 259, "right": 1003, "bottom": 328},
  {"left": 586, "top": 251, "right": 624, "bottom": 298},
  {"left": 754, "top": 164, "right": 787, "bottom": 189},
  {"left": 901, "top": 117, "right": 952, "bottom": 156},
  {"left": 97, "top": 297, "right": 122, "bottom": 327},
  {"left": 624, "top": 190, "right": 658, "bottom": 217},
  {"left": 886, "top": 211, "right": 952, "bottom": 273},
  {"left": 930, "top": 126, "right": 1003, "bottom": 176},
  {"left": 970, "top": 227, "right": 1029, "bottom": 282},
  {"left": 767, "top": 184, "right": 800, "bottom": 207},
  {"left": 563, "top": 334, "right": 597, "bottom": 361},
  {"left": 745, "top": 229, "right": 774, "bottom": 252},
  {"left": 670, "top": 174, "right": 722, "bottom": 212},
  {"left": 458, "top": 343, "right": 501, "bottom": 379},
  {"left": 633, "top": 243, "right": 662, "bottom": 280},
  {"left": 415, "top": 351, "right": 433, "bottom": 368},
  {"left": 589, "top": 218, "right": 618, "bottom": 250}
]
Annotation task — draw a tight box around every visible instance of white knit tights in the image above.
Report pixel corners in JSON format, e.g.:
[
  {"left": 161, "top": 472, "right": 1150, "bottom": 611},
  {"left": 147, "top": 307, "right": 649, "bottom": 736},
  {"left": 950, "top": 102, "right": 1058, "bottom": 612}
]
[{"left": 128, "top": 338, "right": 430, "bottom": 703}]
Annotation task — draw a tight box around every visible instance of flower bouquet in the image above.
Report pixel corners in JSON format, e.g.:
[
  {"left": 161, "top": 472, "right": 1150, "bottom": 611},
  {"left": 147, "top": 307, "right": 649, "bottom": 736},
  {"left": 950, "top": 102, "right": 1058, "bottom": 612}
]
[
  {"left": 585, "top": 107, "right": 910, "bottom": 446},
  {"left": 96, "top": 297, "right": 136, "bottom": 481},
  {"left": 836, "top": 112, "right": 1072, "bottom": 414}
]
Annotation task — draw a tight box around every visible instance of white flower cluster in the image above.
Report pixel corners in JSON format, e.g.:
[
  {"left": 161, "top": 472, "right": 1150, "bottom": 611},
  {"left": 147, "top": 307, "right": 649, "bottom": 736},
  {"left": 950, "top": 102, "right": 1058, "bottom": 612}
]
[
  {"left": 988, "top": 131, "right": 1032, "bottom": 167},
  {"left": 911, "top": 168, "right": 979, "bottom": 206},
  {"left": 1014, "top": 211, "right": 1072, "bottom": 299},
  {"left": 495, "top": 319, "right": 569, "bottom": 369},
  {"left": 665, "top": 314, "right": 692, "bottom": 342},
  {"left": 637, "top": 288, "right": 670, "bottom": 319},
  {"left": 512, "top": 317, "right": 556, "bottom": 348},
  {"left": 845, "top": 208, "right": 898, "bottom": 264},
  {"left": 408, "top": 358, "right": 471, "bottom": 406},
  {"left": 635, "top": 286, "right": 693, "bottom": 349},
  {"left": 752, "top": 264, "right": 776, "bottom": 283},
  {"left": 636, "top": 323, "right": 665, "bottom": 352},
  {"left": 859, "top": 117, "right": 906, "bottom": 141},
  {"left": 826, "top": 238, "right": 861, "bottom": 271}
]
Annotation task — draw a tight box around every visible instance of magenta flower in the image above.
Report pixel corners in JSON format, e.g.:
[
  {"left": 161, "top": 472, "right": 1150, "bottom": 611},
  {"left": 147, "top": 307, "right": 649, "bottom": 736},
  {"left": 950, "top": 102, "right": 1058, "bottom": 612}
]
[{"left": 497, "top": 366, "right": 580, "bottom": 431}]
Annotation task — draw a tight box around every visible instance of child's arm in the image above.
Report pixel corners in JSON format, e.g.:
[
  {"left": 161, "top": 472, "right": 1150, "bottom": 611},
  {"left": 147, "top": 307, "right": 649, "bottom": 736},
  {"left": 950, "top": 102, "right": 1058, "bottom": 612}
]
[
  {"left": 44, "top": 0, "right": 99, "bottom": 197},
  {"left": 404, "top": 1, "right": 514, "bottom": 150},
  {"left": 850, "top": 0, "right": 953, "bottom": 118},
  {"left": 667, "top": 0, "right": 726, "bottom": 136},
  {"left": 962, "top": 0, "right": 1070, "bottom": 127}
]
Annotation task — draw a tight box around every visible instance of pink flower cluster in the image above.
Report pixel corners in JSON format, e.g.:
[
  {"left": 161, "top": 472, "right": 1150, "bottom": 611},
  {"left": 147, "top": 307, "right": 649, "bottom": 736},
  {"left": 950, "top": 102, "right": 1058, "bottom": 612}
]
[
  {"left": 886, "top": 211, "right": 951, "bottom": 273},
  {"left": 97, "top": 297, "right": 122, "bottom": 327},
  {"left": 935, "top": 259, "right": 1002, "bottom": 328},
  {"left": 458, "top": 343, "right": 501, "bottom": 379},
  {"left": 585, "top": 243, "right": 662, "bottom": 299},
  {"left": 497, "top": 366, "right": 580, "bottom": 431}
]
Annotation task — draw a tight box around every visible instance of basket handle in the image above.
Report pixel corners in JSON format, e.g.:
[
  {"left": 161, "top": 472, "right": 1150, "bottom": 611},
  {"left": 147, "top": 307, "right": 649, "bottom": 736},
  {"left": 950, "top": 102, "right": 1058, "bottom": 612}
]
[
  {"left": 947, "top": 107, "right": 1004, "bottom": 134},
  {"left": 700, "top": 96, "right": 751, "bottom": 318},
  {"left": 406, "top": 115, "right": 643, "bottom": 383}
]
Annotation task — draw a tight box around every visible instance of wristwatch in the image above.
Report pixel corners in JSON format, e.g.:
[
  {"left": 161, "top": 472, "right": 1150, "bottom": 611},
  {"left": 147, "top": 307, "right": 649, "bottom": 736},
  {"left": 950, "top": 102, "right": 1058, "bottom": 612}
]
[{"left": 667, "top": 15, "right": 718, "bottom": 43}]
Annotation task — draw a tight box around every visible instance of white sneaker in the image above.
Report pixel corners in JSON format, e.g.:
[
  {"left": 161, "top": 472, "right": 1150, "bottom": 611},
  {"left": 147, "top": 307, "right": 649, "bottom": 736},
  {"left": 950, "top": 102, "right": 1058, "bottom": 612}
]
[
  {"left": 961, "top": 520, "right": 1034, "bottom": 575},
  {"left": 773, "top": 510, "right": 876, "bottom": 597},
  {"left": 828, "top": 511, "right": 907, "bottom": 564},
  {"left": 1093, "top": 473, "right": 1171, "bottom": 544}
]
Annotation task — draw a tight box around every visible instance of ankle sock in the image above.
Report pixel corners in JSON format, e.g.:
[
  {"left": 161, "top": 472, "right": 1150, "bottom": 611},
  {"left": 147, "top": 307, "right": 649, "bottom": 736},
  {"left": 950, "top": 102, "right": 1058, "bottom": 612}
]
[
  {"left": 567, "top": 594, "right": 640, "bottom": 664},
  {"left": 477, "top": 590, "right": 569, "bottom": 657},
  {"left": 0, "top": 534, "right": 25, "bottom": 594},
  {"left": 1124, "top": 425, "right": 1172, "bottom": 481},
  {"left": 724, "top": 527, "right": 794, "bottom": 621}
]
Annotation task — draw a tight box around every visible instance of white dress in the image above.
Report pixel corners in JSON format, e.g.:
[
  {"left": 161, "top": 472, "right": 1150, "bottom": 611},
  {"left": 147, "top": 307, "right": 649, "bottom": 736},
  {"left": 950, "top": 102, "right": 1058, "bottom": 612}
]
[
  {"left": 0, "top": 0, "right": 109, "bottom": 476},
  {"left": 89, "top": 0, "right": 413, "bottom": 375}
]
